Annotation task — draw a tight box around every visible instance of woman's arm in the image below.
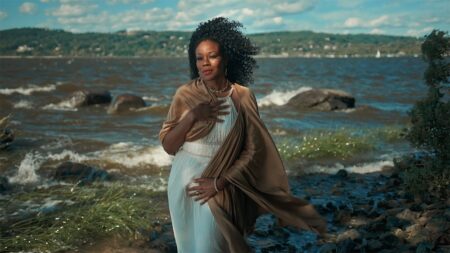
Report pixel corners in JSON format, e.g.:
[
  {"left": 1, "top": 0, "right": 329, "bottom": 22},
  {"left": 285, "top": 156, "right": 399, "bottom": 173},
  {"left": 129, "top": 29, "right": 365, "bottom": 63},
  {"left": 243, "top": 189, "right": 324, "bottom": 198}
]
[{"left": 161, "top": 110, "right": 196, "bottom": 155}]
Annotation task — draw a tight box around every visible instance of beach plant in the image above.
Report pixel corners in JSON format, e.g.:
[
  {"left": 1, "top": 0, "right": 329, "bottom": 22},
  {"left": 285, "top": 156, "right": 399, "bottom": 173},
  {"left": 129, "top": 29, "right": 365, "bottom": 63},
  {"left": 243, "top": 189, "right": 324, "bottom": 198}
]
[
  {"left": 0, "top": 182, "right": 166, "bottom": 252},
  {"left": 277, "top": 125, "right": 407, "bottom": 162},
  {"left": 403, "top": 29, "right": 450, "bottom": 198}
]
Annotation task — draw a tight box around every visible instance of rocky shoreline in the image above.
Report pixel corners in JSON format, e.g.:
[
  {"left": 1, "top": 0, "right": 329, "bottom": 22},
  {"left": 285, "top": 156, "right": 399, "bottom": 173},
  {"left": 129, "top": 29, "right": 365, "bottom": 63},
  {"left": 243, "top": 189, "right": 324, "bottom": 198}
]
[{"left": 71, "top": 168, "right": 449, "bottom": 253}]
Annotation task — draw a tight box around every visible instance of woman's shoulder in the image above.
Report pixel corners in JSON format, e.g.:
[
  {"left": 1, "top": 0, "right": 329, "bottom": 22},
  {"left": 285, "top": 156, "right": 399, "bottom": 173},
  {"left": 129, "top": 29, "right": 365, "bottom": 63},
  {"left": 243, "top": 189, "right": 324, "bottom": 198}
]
[{"left": 233, "top": 83, "right": 254, "bottom": 98}]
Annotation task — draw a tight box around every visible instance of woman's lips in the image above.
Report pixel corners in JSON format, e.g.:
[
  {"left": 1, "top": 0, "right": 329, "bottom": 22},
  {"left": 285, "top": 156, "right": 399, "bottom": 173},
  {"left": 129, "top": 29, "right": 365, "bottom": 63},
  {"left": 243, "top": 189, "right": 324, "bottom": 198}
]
[{"left": 202, "top": 70, "right": 212, "bottom": 75}]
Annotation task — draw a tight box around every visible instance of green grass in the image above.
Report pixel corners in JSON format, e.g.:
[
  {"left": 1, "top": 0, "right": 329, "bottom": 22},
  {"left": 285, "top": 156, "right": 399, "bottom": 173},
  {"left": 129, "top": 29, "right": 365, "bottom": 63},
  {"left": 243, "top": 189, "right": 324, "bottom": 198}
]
[
  {"left": 277, "top": 125, "right": 407, "bottom": 161},
  {"left": 0, "top": 182, "right": 167, "bottom": 253}
]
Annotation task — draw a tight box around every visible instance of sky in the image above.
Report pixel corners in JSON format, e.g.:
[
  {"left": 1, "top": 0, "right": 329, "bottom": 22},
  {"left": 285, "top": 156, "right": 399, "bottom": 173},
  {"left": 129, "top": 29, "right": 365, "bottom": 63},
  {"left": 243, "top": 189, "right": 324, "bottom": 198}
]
[{"left": 0, "top": 0, "right": 449, "bottom": 37}]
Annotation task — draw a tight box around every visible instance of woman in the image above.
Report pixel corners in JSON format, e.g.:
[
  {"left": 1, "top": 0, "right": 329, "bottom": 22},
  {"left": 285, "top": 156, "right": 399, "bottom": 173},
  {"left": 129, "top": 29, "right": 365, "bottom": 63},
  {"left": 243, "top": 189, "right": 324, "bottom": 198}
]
[{"left": 160, "top": 17, "right": 326, "bottom": 253}]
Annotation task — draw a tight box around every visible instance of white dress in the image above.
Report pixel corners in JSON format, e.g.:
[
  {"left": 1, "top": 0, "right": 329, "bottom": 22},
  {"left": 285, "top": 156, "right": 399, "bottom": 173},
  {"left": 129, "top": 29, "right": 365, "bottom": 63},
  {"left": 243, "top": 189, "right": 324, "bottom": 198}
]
[{"left": 167, "top": 88, "right": 237, "bottom": 253}]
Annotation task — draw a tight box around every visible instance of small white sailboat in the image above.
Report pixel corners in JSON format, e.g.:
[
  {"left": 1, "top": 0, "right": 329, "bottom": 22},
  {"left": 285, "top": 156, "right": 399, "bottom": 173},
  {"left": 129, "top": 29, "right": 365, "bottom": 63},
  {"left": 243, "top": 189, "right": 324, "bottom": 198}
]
[{"left": 376, "top": 50, "right": 381, "bottom": 58}]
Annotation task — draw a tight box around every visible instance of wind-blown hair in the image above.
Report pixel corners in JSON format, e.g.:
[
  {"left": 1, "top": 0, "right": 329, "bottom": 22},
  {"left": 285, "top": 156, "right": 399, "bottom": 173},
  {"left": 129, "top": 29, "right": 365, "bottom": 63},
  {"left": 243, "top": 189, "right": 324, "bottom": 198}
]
[{"left": 188, "top": 17, "right": 259, "bottom": 85}]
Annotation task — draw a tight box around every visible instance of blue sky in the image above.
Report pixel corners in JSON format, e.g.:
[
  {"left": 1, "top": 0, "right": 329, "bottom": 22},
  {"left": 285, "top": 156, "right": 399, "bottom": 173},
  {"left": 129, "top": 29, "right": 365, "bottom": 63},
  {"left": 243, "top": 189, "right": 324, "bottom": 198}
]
[{"left": 0, "top": 0, "right": 448, "bottom": 36}]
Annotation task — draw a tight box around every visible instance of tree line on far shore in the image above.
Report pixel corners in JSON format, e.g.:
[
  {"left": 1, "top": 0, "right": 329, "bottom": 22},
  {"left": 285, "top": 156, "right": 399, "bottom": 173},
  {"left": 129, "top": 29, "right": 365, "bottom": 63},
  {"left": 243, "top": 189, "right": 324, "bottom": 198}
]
[{"left": 0, "top": 27, "right": 422, "bottom": 58}]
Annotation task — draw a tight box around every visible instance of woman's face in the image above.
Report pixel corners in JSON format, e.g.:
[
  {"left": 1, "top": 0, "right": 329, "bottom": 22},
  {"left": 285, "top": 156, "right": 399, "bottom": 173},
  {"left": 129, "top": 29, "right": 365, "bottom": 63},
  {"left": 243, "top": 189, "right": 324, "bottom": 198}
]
[{"left": 195, "top": 40, "right": 226, "bottom": 82}]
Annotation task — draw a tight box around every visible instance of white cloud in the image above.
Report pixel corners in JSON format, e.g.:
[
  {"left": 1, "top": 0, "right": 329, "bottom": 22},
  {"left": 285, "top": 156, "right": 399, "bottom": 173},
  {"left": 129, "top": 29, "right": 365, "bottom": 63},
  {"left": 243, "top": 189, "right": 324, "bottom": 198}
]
[
  {"left": 273, "top": 16, "right": 283, "bottom": 24},
  {"left": 344, "top": 15, "right": 389, "bottom": 28},
  {"left": 406, "top": 27, "right": 433, "bottom": 37},
  {"left": 0, "top": 10, "right": 7, "bottom": 20},
  {"left": 344, "top": 17, "right": 361, "bottom": 27},
  {"left": 52, "top": 4, "right": 97, "bottom": 17},
  {"left": 273, "top": 0, "right": 315, "bottom": 14},
  {"left": 370, "top": 28, "right": 384, "bottom": 34},
  {"left": 55, "top": 7, "right": 174, "bottom": 32},
  {"left": 20, "top": 2, "right": 37, "bottom": 14}
]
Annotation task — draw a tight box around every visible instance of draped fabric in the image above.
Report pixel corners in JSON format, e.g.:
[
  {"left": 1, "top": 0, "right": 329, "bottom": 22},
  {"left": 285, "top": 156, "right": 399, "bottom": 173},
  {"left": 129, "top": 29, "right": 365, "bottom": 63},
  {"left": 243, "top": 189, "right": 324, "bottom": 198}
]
[{"left": 160, "top": 78, "right": 327, "bottom": 253}]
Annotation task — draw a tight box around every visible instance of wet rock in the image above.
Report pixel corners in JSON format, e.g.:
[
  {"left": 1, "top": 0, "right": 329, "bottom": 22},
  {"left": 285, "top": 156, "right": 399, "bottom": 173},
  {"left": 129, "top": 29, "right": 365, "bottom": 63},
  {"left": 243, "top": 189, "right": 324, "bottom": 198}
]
[
  {"left": 396, "top": 208, "right": 420, "bottom": 222},
  {"left": 405, "top": 224, "right": 430, "bottom": 245},
  {"left": 336, "top": 238, "right": 357, "bottom": 253},
  {"left": 367, "top": 239, "right": 383, "bottom": 251},
  {"left": 380, "top": 165, "right": 397, "bottom": 177},
  {"left": 0, "top": 115, "right": 14, "bottom": 149},
  {"left": 107, "top": 93, "right": 146, "bottom": 114},
  {"left": 148, "top": 230, "right": 177, "bottom": 253},
  {"left": 53, "top": 162, "right": 110, "bottom": 183},
  {"left": 333, "top": 169, "right": 348, "bottom": 179},
  {"left": 386, "top": 216, "right": 409, "bottom": 229},
  {"left": 379, "top": 232, "right": 400, "bottom": 247},
  {"left": 334, "top": 209, "right": 352, "bottom": 224},
  {"left": 0, "top": 176, "right": 11, "bottom": 193},
  {"left": 336, "top": 229, "right": 361, "bottom": 242},
  {"left": 68, "top": 90, "right": 112, "bottom": 107},
  {"left": 288, "top": 88, "right": 355, "bottom": 111},
  {"left": 415, "top": 242, "right": 433, "bottom": 253},
  {"left": 317, "top": 243, "right": 337, "bottom": 253}
]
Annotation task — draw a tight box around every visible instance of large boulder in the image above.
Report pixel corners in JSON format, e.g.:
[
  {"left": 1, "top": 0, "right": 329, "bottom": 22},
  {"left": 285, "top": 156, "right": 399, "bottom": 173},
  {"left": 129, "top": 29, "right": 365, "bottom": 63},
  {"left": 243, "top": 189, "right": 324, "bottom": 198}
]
[
  {"left": 68, "top": 90, "right": 112, "bottom": 107},
  {"left": 288, "top": 88, "right": 355, "bottom": 111},
  {"left": 107, "top": 93, "right": 146, "bottom": 114},
  {"left": 53, "top": 162, "right": 110, "bottom": 183}
]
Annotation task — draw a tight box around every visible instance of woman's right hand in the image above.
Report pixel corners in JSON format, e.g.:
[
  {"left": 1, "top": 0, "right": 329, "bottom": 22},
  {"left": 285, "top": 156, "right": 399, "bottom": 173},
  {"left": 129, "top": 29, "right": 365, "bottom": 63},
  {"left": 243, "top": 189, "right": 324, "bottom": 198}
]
[{"left": 190, "top": 99, "right": 230, "bottom": 123}]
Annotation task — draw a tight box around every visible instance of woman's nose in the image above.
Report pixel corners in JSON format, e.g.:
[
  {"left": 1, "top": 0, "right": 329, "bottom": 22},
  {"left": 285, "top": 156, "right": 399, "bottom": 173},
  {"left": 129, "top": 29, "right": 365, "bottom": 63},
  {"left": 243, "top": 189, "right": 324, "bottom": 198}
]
[{"left": 202, "top": 57, "right": 210, "bottom": 66}]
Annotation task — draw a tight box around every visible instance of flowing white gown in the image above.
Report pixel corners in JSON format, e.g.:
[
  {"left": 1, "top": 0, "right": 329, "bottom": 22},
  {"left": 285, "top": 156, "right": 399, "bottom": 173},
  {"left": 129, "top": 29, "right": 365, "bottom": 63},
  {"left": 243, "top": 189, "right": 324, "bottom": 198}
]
[{"left": 167, "top": 88, "right": 237, "bottom": 253}]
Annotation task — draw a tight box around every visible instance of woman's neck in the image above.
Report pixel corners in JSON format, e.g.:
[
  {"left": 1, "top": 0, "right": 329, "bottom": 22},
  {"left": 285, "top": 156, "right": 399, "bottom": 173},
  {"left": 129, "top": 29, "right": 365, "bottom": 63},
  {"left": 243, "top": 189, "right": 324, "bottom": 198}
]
[{"left": 204, "top": 76, "right": 227, "bottom": 90}]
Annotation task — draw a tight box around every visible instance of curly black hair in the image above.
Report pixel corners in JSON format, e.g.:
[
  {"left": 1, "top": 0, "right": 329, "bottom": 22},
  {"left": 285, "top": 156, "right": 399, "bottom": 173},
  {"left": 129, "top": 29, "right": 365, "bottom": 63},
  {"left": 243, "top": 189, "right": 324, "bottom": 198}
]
[{"left": 188, "top": 17, "right": 259, "bottom": 85}]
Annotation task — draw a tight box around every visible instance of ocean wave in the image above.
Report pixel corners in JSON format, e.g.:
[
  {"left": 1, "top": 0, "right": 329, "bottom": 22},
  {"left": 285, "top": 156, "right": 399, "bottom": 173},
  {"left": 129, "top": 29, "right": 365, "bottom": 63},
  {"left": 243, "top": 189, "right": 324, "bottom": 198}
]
[
  {"left": 9, "top": 152, "right": 43, "bottom": 184},
  {"left": 94, "top": 142, "right": 172, "bottom": 168},
  {"left": 13, "top": 100, "right": 33, "bottom": 109},
  {"left": 0, "top": 83, "right": 58, "bottom": 95},
  {"left": 303, "top": 159, "right": 394, "bottom": 174},
  {"left": 42, "top": 100, "right": 78, "bottom": 111},
  {"left": 258, "top": 86, "right": 312, "bottom": 107},
  {"left": 143, "top": 95, "right": 163, "bottom": 102}
]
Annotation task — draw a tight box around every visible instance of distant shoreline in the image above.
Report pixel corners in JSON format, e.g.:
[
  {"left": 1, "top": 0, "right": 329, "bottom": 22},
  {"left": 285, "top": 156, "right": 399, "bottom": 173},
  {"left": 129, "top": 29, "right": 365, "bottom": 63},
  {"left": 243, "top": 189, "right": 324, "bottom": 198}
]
[{"left": 0, "top": 54, "right": 421, "bottom": 59}]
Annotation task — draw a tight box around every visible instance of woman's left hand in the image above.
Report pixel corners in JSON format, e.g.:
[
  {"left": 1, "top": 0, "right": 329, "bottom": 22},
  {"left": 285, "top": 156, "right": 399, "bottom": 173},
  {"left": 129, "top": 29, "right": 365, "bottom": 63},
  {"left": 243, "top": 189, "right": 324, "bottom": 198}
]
[{"left": 187, "top": 178, "right": 217, "bottom": 205}]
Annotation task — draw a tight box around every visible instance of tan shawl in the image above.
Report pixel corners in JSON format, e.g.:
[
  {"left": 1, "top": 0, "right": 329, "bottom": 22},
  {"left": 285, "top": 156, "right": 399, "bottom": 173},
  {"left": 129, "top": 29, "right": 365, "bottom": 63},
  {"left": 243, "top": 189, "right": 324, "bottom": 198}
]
[{"left": 160, "top": 78, "right": 326, "bottom": 252}]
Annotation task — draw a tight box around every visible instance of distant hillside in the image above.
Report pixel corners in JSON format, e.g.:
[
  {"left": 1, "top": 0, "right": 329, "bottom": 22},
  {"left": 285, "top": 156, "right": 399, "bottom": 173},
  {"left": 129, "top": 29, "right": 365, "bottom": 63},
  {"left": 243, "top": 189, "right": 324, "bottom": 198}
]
[{"left": 0, "top": 28, "right": 422, "bottom": 57}]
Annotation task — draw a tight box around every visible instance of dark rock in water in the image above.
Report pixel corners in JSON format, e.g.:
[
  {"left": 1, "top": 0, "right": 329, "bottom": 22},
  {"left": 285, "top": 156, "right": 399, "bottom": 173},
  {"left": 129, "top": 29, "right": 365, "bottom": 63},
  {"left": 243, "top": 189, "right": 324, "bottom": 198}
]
[
  {"left": 53, "top": 162, "right": 110, "bottom": 183},
  {"left": 107, "top": 93, "right": 146, "bottom": 114},
  {"left": 288, "top": 88, "right": 355, "bottom": 111},
  {"left": 0, "top": 128, "right": 14, "bottom": 149},
  {"left": 68, "top": 90, "right": 112, "bottom": 107},
  {"left": 333, "top": 169, "right": 348, "bottom": 179},
  {"left": 0, "top": 176, "right": 11, "bottom": 193},
  {"left": 0, "top": 115, "right": 14, "bottom": 149}
]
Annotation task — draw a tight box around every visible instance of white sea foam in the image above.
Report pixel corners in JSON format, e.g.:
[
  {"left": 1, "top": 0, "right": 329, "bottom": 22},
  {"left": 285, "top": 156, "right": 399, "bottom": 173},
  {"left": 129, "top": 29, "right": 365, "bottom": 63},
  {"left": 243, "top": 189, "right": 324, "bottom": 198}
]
[
  {"left": 40, "top": 136, "right": 73, "bottom": 150},
  {"left": 9, "top": 152, "right": 43, "bottom": 184},
  {"left": 13, "top": 100, "right": 33, "bottom": 109},
  {"left": 46, "top": 149, "right": 90, "bottom": 162},
  {"left": 42, "top": 100, "right": 78, "bottom": 111},
  {"left": 95, "top": 142, "right": 172, "bottom": 168},
  {"left": 143, "top": 95, "right": 162, "bottom": 102},
  {"left": 258, "top": 86, "right": 313, "bottom": 107},
  {"left": 0, "top": 83, "right": 57, "bottom": 95}
]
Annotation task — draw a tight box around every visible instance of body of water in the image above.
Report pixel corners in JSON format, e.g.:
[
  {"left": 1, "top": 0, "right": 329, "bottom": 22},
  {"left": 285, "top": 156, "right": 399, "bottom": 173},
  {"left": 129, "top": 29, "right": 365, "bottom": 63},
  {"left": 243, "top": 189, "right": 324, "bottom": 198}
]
[{"left": 0, "top": 57, "right": 426, "bottom": 186}]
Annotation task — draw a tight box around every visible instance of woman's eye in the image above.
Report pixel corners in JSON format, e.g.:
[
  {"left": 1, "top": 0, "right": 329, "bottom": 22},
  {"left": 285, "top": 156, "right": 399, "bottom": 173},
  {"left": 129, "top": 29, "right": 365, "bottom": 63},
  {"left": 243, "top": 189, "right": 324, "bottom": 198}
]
[{"left": 196, "top": 56, "right": 202, "bottom": 61}]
